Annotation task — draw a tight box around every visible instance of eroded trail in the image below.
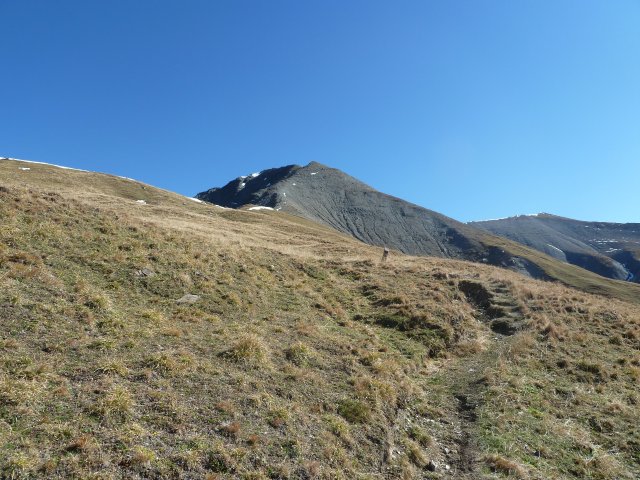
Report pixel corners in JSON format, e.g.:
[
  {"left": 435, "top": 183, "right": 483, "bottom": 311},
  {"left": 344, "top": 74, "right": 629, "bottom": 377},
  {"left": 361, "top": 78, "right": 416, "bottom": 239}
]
[{"left": 439, "top": 279, "right": 526, "bottom": 478}]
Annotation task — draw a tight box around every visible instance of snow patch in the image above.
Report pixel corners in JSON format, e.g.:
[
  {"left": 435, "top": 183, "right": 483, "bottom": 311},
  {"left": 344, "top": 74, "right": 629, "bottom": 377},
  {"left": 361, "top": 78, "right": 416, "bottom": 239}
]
[
  {"left": 238, "top": 182, "right": 246, "bottom": 190},
  {"left": 310, "top": 172, "right": 317, "bottom": 175},
  {"left": 187, "top": 197, "right": 204, "bottom": 203},
  {"left": 248, "top": 206, "right": 274, "bottom": 211},
  {"left": 471, "top": 213, "right": 543, "bottom": 223},
  {"left": 546, "top": 244, "right": 564, "bottom": 254},
  {"left": 476, "top": 216, "right": 511, "bottom": 222},
  {"left": 136, "top": 200, "right": 147, "bottom": 205},
  {"left": 250, "top": 172, "right": 261, "bottom": 178},
  {"left": 1, "top": 156, "right": 89, "bottom": 172},
  {"left": 18, "top": 167, "right": 31, "bottom": 171}
]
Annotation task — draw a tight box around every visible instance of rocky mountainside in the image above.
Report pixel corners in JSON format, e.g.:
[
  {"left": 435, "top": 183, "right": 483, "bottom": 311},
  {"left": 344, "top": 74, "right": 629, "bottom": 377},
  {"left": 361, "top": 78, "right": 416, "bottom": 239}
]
[
  {"left": 197, "top": 162, "right": 469, "bottom": 257},
  {"left": 471, "top": 214, "right": 640, "bottom": 283},
  {"left": 196, "top": 162, "right": 548, "bottom": 277}
]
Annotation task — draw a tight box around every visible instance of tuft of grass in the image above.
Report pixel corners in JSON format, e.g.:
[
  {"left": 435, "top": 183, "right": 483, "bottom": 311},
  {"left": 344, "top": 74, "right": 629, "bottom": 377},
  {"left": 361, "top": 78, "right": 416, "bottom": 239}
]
[
  {"left": 66, "top": 434, "right": 96, "bottom": 453},
  {"left": 337, "top": 399, "right": 371, "bottom": 424},
  {"left": 219, "top": 421, "right": 241, "bottom": 439},
  {"left": 267, "top": 407, "right": 289, "bottom": 429},
  {"left": 405, "top": 440, "right": 427, "bottom": 468},
  {"left": 407, "top": 425, "right": 433, "bottom": 447},
  {"left": 127, "top": 446, "right": 157, "bottom": 467},
  {"left": 284, "top": 341, "right": 313, "bottom": 366},
  {"left": 96, "top": 359, "right": 130, "bottom": 377},
  {"left": 224, "top": 334, "right": 269, "bottom": 365},
  {"left": 485, "top": 454, "right": 528, "bottom": 478},
  {"left": 95, "top": 384, "right": 134, "bottom": 420}
]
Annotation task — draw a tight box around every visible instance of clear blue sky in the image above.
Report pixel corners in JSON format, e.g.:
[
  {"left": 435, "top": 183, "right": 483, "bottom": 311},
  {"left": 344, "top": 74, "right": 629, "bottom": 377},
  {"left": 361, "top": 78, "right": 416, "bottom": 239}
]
[{"left": 2, "top": 1, "right": 639, "bottom": 222}]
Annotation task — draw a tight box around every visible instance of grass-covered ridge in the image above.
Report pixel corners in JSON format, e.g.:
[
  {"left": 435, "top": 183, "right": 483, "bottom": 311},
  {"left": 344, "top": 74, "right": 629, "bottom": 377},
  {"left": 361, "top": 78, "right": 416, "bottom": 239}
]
[{"left": 1, "top": 159, "right": 639, "bottom": 479}]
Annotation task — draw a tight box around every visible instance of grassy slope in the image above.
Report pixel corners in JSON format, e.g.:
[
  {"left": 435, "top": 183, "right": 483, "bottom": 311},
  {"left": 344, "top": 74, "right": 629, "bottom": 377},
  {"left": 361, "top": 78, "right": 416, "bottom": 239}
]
[{"left": 1, "top": 159, "right": 639, "bottom": 479}]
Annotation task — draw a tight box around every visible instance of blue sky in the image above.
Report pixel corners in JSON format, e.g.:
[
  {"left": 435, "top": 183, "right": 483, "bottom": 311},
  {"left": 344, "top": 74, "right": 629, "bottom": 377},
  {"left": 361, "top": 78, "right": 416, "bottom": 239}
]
[{"left": 2, "top": 1, "right": 639, "bottom": 222}]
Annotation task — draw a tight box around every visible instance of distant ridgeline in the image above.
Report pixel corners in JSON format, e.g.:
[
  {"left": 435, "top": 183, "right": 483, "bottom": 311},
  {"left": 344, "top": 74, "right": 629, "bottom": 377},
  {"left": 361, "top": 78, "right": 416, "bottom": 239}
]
[
  {"left": 471, "top": 214, "right": 640, "bottom": 283},
  {"left": 197, "top": 161, "right": 639, "bottom": 285}
]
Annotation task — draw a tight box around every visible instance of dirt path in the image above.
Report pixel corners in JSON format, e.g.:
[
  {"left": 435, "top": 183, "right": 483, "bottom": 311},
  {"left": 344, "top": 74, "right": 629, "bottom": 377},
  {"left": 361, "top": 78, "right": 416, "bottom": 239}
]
[{"left": 443, "top": 279, "right": 525, "bottom": 478}]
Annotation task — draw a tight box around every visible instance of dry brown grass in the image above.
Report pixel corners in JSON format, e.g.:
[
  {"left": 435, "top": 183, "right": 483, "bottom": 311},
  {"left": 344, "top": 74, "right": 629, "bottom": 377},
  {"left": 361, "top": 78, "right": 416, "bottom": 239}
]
[
  {"left": 485, "top": 454, "right": 528, "bottom": 478},
  {"left": 1, "top": 159, "right": 639, "bottom": 479}
]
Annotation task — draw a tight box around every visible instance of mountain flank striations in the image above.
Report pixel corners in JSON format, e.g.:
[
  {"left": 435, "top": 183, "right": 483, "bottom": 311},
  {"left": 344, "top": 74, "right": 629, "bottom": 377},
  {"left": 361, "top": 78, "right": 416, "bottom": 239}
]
[
  {"left": 197, "top": 161, "right": 640, "bottom": 293},
  {"left": 197, "top": 162, "right": 548, "bottom": 278}
]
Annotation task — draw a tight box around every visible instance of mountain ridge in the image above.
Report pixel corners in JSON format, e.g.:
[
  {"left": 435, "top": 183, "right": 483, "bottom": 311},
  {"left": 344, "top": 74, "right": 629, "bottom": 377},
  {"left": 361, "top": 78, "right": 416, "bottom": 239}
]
[
  {"left": 471, "top": 214, "right": 640, "bottom": 283},
  {"left": 197, "top": 161, "right": 640, "bottom": 291},
  {"left": 197, "top": 162, "right": 530, "bottom": 271}
]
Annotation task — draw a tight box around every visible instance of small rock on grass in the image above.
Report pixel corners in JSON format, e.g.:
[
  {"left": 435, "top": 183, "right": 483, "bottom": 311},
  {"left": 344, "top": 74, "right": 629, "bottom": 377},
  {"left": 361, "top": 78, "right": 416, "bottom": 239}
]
[
  {"left": 176, "top": 294, "right": 200, "bottom": 304},
  {"left": 135, "top": 268, "right": 155, "bottom": 277}
]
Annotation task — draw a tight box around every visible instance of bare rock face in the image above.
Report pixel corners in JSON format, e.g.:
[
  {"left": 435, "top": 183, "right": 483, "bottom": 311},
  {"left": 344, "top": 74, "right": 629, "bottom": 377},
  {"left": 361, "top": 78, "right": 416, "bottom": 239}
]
[
  {"left": 197, "top": 162, "right": 498, "bottom": 263},
  {"left": 199, "top": 161, "right": 640, "bottom": 284}
]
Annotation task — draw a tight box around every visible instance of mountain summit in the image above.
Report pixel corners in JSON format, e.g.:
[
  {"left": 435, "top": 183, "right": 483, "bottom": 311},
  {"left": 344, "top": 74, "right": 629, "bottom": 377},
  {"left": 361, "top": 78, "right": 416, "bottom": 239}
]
[
  {"left": 198, "top": 161, "right": 489, "bottom": 259},
  {"left": 197, "top": 162, "right": 640, "bottom": 289},
  {"left": 197, "top": 162, "right": 574, "bottom": 281}
]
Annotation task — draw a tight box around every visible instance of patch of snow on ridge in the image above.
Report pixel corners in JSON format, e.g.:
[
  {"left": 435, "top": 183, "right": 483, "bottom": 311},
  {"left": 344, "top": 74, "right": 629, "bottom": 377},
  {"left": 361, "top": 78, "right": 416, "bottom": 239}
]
[
  {"left": 310, "top": 172, "right": 317, "bottom": 175},
  {"left": 248, "top": 206, "right": 274, "bottom": 211},
  {"left": 474, "top": 216, "right": 511, "bottom": 222},
  {"left": 136, "top": 200, "right": 147, "bottom": 205},
  {"left": 250, "top": 172, "right": 261, "bottom": 178},
  {"left": 1, "top": 156, "right": 89, "bottom": 172},
  {"left": 187, "top": 197, "right": 203, "bottom": 203},
  {"left": 469, "top": 213, "right": 543, "bottom": 223},
  {"left": 546, "top": 244, "right": 564, "bottom": 254},
  {"left": 19, "top": 167, "right": 31, "bottom": 171}
]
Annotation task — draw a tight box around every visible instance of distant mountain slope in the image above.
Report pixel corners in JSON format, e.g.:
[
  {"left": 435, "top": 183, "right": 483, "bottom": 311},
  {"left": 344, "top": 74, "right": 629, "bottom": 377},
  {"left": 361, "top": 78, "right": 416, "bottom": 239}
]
[
  {"left": 198, "top": 161, "right": 489, "bottom": 259},
  {"left": 196, "top": 162, "right": 640, "bottom": 294},
  {"left": 197, "top": 161, "right": 548, "bottom": 276},
  {"left": 471, "top": 214, "right": 640, "bottom": 283}
]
